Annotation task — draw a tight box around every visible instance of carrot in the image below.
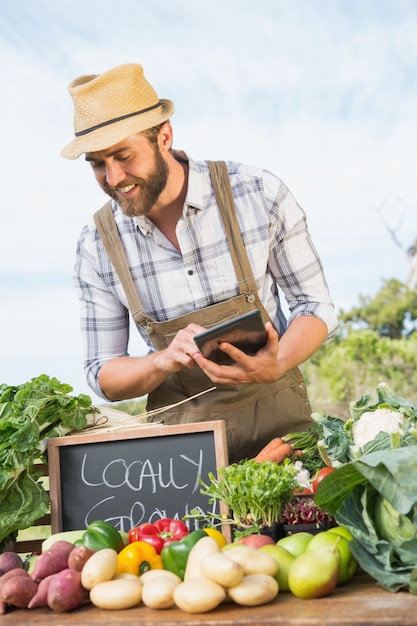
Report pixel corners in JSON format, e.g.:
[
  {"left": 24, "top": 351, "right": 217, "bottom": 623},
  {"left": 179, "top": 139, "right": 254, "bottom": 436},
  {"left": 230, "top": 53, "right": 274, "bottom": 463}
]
[{"left": 254, "top": 438, "right": 293, "bottom": 463}]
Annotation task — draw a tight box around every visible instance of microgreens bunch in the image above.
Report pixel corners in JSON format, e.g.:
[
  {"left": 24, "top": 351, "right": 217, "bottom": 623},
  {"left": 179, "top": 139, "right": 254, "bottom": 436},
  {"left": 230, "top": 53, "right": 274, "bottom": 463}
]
[{"left": 199, "top": 458, "right": 299, "bottom": 530}]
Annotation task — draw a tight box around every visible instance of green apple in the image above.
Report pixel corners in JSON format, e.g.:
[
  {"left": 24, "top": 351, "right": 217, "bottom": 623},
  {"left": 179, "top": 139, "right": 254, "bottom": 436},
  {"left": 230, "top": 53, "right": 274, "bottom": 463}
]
[
  {"left": 259, "top": 544, "right": 295, "bottom": 592},
  {"left": 276, "top": 532, "right": 313, "bottom": 558},
  {"left": 288, "top": 544, "right": 340, "bottom": 599},
  {"left": 305, "top": 530, "right": 357, "bottom": 584}
]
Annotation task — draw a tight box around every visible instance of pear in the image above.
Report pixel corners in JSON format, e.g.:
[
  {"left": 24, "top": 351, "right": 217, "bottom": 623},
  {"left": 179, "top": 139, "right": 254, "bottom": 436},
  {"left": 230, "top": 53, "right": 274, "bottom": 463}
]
[
  {"left": 259, "top": 544, "right": 295, "bottom": 592},
  {"left": 277, "top": 531, "right": 313, "bottom": 558},
  {"left": 288, "top": 543, "right": 340, "bottom": 599}
]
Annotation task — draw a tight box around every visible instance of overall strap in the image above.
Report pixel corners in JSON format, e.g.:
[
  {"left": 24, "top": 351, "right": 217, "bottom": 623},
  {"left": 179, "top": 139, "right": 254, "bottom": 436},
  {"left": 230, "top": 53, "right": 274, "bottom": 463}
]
[
  {"left": 93, "top": 162, "right": 259, "bottom": 325},
  {"left": 206, "top": 160, "right": 258, "bottom": 302},
  {"left": 93, "top": 202, "right": 153, "bottom": 331}
]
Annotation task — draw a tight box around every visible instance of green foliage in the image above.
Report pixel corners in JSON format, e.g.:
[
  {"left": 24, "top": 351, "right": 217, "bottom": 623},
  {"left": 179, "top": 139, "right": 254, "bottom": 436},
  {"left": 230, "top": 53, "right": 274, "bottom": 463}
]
[
  {"left": 0, "top": 374, "right": 94, "bottom": 548},
  {"left": 339, "top": 278, "right": 417, "bottom": 339},
  {"left": 200, "top": 459, "right": 299, "bottom": 529},
  {"left": 304, "top": 279, "right": 417, "bottom": 415}
]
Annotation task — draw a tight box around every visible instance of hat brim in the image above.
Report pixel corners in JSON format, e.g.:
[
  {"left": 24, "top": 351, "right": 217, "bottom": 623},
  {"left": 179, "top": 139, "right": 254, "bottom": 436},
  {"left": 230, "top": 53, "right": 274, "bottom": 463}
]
[{"left": 60, "top": 98, "right": 174, "bottom": 160}]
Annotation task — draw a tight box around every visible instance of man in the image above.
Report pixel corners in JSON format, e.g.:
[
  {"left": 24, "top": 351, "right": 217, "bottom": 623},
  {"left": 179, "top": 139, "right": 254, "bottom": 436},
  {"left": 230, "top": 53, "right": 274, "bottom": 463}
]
[{"left": 61, "top": 63, "right": 338, "bottom": 464}]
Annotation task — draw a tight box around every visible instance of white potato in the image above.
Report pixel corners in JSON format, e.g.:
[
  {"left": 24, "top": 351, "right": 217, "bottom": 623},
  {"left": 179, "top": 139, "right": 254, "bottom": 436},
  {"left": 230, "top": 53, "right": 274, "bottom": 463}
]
[
  {"left": 224, "top": 545, "right": 279, "bottom": 576},
  {"left": 227, "top": 574, "right": 278, "bottom": 606},
  {"left": 142, "top": 576, "right": 179, "bottom": 609},
  {"left": 200, "top": 552, "right": 244, "bottom": 587},
  {"left": 173, "top": 579, "right": 226, "bottom": 613},
  {"left": 89, "top": 578, "right": 143, "bottom": 610},
  {"left": 81, "top": 548, "right": 118, "bottom": 590}
]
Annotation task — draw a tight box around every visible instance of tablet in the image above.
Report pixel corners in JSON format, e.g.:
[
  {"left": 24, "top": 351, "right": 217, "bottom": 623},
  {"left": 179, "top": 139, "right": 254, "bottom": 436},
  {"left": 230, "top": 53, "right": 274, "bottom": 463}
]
[{"left": 193, "top": 309, "right": 267, "bottom": 365}]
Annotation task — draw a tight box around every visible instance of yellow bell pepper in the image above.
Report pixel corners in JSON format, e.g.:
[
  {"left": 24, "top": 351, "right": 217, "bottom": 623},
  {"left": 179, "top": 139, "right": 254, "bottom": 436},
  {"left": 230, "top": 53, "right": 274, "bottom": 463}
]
[
  {"left": 203, "top": 527, "right": 228, "bottom": 548},
  {"left": 116, "top": 540, "right": 163, "bottom": 576}
]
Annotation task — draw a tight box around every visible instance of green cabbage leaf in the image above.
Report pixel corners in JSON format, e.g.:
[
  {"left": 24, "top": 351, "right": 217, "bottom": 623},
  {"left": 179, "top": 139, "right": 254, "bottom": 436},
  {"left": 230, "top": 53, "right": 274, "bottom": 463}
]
[{"left": 315, "top": 446, "right": 417, "bottom": 592}]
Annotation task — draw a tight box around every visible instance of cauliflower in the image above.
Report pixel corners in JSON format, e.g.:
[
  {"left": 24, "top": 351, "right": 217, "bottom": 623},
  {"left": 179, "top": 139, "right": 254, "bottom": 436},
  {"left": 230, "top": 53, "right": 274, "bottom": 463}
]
[{"left": 351, "top": 407, "right": 406, "bottom": 448}]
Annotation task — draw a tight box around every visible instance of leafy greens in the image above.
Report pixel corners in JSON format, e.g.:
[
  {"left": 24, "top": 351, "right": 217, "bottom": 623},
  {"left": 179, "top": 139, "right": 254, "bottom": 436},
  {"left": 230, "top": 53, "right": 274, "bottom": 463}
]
[
  {"left": 315, "top": 446, "right": 417, "bottom": 592},
  {"left": 0, "top": 375, "right": 94, "bottom": 549}
]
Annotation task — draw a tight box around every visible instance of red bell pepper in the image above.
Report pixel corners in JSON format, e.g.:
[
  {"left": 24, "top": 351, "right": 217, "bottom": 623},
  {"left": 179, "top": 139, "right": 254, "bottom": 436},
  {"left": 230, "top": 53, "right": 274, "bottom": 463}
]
[{"left": 127, "top": 518, "right": 189, "bottom": 554}]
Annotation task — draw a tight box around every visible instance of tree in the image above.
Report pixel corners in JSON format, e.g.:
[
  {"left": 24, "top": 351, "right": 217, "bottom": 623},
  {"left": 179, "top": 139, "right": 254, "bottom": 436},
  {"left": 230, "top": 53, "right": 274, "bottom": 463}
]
[
  {"left": 304, "top": 279, "right": 417, "bottom": 416},
  {"left": 339, "top": 278, "right": 417, "bottom": 339}
]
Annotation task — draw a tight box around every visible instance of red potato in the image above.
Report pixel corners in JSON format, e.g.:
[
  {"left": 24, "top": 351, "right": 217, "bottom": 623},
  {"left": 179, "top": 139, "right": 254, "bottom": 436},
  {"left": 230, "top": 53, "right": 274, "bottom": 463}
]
[
  {"left": 68, "top": 545, "right": 96, "bottom": 572},
  {"left": 1, "top": 574, "right": 38, "bottom": 608},
  {"left": 28, "top": 573, "right": 56, "bottom": 609},
  {"left": 47, "top": 568, "right": 89, "bottom": 612},
  {"left": 31, "top": 540, "right": 74, "bottom": 581}
]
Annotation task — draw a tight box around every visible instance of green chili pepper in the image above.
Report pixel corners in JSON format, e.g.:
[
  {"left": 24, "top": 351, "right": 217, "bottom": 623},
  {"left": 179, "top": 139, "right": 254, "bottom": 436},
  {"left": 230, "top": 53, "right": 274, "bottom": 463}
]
[
  {"left": 80, "top": 520, "right": 125, "bottom": 553},
  {"left": 160, "top": 529, "right": 207, "bottom": 580}
]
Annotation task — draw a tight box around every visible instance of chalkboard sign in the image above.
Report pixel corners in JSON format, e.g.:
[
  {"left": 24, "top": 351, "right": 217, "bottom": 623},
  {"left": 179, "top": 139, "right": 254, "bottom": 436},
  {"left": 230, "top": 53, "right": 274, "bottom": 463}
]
[{"left": 48, "top": 420, "right": 228, "bottom": 536}]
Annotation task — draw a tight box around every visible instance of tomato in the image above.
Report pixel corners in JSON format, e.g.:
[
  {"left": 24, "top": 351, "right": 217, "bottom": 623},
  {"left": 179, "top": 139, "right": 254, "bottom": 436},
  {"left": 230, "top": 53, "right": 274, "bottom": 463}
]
[{"left": 312, "top": 467, "right": 334, "bottom": 493}]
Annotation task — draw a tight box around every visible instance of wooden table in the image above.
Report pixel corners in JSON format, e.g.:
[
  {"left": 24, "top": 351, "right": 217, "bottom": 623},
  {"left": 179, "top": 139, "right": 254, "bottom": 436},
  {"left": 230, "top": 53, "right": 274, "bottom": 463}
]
[{"left": 1, "top": 573, "right": 417, "bottom": 626}]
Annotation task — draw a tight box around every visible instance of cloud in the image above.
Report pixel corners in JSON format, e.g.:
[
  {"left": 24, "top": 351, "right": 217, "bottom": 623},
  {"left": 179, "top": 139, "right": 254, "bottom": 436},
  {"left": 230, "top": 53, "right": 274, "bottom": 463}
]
[{"left": 0, "top": 0, "right": 416, "bottom": 397}]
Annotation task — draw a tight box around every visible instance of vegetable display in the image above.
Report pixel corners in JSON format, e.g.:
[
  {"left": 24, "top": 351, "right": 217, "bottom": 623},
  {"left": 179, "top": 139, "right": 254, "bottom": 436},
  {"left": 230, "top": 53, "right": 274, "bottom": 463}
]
[
  {"left": 313, "top": 383, "right": 417, "bottom": 593},
  {"left": 0, "top": 375, "right": 95, "bottom": 549}
]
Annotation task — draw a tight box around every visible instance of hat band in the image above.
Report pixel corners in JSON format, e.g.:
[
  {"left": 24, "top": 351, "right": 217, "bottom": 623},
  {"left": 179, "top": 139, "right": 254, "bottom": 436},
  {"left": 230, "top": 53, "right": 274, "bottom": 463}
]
[{"left": 74, "top": 101, "right": 162, "bottom": 137}]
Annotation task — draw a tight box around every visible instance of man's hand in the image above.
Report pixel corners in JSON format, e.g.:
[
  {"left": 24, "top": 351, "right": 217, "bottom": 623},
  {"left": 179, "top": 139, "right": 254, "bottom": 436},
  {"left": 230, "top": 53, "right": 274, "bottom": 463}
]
[{"left": 193, "top": 321, "right": 281, "bottom": 385}]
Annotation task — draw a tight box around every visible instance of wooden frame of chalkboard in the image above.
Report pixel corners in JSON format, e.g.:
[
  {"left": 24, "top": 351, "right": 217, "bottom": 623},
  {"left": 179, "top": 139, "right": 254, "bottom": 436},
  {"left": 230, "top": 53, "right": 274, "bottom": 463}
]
[{"left": 48, "top": 420, "right": 230, "bottom": 539}]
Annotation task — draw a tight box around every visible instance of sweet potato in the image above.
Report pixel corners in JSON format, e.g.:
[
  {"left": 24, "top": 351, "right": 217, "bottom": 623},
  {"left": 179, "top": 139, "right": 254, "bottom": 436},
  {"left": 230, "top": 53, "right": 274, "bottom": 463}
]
[
  {"left": 0, "top": 552, "right": 24, "bottom": 575},
  {"left": 28, "top": 573, "right": 56, "bottom": 609},
  {"left": 0, "top": 569, "right": 30, "bottom": 614},
  {"left": 31, "top": 540, "right": 74, "bottom": 581},
  {"left": 47, "top": 568, "right": 88, "bottom": 612},
  {"left": 1, "top": 574, "right": 38, "bottom": 608},
  {"left": 68, "top": 545, "right": 96, "bottom": 572}
]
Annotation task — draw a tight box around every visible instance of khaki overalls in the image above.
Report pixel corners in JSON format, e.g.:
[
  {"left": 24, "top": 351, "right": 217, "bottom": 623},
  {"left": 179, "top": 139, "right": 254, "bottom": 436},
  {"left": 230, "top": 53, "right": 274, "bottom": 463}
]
[{"left": 94, "top": 161, "right": 312, "bottom": 464}]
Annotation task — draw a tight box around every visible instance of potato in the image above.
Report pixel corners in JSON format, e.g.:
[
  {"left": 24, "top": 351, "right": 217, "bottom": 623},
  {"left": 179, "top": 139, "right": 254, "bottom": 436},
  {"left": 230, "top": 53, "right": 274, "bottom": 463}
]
[
  {"left": 28, "top": 573, "right": 56, "bottom": 609},
  {"left": 31, "top": 540, "right": 74, "bottom": 581},
  {"left": 89, "top": 578, "right": 143, "bottom": 610},
  {"left": 141, "top": 575, "right": 180, "bottom": 609},
  {"left": 1, "top": 574, "right": 38, "bottom": 608},
  {"left": 81, "top": 548, "right": 118, "bottom": 590},
  {"left": 200, "top": 552, "right": 244, "bottom": 588},
  {"left": 139, "top": 569, "right": 181, "bottom": 585},
  {"left": 0, "top": 569, "right": 26, "bottom": 615},
  {"left": 173, "top": 579, "right": 226, "bottom": 613},
  {"left": 47, "top": 568, "right": 88, "bottom": 612},
  {"left": 224, "top": 545, "right": 278, "bottom": 577},
  {"left": 183, "top": 536, "right": 220, "bottom": 581},
  {"left": 0, "top": 552, "right": 24, "bottom": 575},
  {"left": 68, "top": 545, "right": 96, "bottom": 572},
  {"left": 227, "top": 573, "right": 278, "bottom": 606}
]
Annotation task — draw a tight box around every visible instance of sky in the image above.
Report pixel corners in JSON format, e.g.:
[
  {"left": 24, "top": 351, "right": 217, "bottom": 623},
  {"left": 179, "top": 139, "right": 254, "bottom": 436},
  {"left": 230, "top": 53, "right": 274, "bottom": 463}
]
[{"left": 1, "top": 0, "right": 416, "bottom": 404}]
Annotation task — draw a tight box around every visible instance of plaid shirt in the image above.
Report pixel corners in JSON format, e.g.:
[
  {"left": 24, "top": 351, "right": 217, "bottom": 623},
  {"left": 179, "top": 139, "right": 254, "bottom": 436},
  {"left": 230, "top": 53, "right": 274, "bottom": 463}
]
[{"left": 74, "top": 156, "right": 338, "bottom": 398}]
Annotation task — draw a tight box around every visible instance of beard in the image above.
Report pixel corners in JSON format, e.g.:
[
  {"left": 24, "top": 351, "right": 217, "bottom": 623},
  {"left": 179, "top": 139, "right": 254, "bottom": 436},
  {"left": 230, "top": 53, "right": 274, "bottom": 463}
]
[{"left": 101, "top": 145, "right": 169, "bottom": 218}]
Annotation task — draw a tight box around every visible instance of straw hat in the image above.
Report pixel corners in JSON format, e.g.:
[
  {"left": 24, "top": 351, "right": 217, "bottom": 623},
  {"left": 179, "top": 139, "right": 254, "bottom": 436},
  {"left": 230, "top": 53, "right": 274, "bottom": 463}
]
[{"left": 60, "top": 63, "right": 174, "bottom": 160}]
